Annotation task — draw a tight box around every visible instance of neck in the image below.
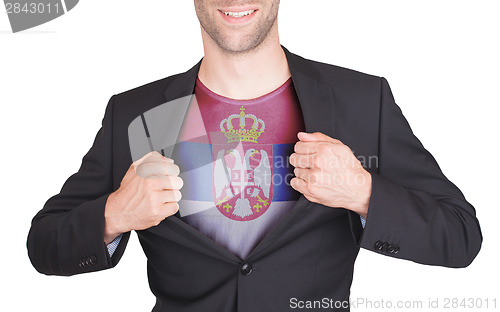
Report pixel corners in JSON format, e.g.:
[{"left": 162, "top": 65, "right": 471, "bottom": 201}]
[{"left": 198, "top": 24, "right": 291, "bottom": 100}]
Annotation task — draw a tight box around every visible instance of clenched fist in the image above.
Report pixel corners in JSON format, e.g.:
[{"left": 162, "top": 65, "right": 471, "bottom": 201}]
[
  {"left": 104, "top": 151, "right": 183, "bottom": 244},
  {"left": 289, "top": 132, "right": 371, "bottom": 219}
]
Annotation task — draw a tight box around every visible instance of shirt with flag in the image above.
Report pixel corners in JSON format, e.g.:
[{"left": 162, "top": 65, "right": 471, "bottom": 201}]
[{"left": 171, "top": 77, "right": 305, "bottom": 259}]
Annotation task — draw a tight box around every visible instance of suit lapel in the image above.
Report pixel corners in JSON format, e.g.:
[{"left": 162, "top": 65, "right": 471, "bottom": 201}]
[
  {"left": 128, "top": 62, "right": 202, "bottom": 162},
  {"left": 283, "top": 46, "right": 336, "bottom": 137},
  {"left": 155, "top": 47, "right": 338, "bottom": 260},
  {"left": 160, "top": 61, "right": 202, "bottom": 158},
  {"left": 248, "top": 48, "right": 337, "bottom": 258},
  {"left": 163, "top": 60, "right": 201, "bottom": 103}
]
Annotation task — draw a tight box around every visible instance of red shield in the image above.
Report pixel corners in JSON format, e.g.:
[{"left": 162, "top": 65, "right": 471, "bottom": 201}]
[{"left": 212, "top": 141, "right": 273, "bottom": 221}]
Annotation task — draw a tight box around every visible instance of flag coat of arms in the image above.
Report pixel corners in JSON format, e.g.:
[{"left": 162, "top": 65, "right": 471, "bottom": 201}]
[{"left": 212, "top": 106, "right": 273, "bottom": 221}]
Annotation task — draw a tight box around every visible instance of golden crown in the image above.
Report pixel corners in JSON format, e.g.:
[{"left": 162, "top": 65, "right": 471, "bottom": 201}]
[{"left": 220, "top": 106, "right": 265, "bottom": 143}]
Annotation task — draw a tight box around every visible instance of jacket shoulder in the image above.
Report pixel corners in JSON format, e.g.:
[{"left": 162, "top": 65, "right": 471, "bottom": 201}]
[
  {"left": 114, "top": 73, "right": 182, "bottom": 104},
  {"left": 291, "top": 52, "right": 382, "bottom": 89},
  {"left": 109, "top": 71, "right": 191, "bottom": 127}
]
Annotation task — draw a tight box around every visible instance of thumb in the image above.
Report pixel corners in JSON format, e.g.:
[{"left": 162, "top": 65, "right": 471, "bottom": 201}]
[
  {"left": 297, "top": 132, "right": 340, "bottom": 143},
  {"left": 134, "top": 151, "right": 173, "bottom": 166},
  {"left": 131, "top": 151, "right": 173, "bottom": 176}
]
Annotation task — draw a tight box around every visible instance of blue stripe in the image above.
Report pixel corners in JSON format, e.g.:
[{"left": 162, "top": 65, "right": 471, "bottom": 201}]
[
  {"left": 272, "top": 143, "right": 301, "bottom": 201},
  {"left": 172, "top": 141, "right": 213, "bottom": 201}
]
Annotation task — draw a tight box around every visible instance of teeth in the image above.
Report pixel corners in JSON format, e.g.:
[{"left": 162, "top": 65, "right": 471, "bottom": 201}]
[{"left": 222, "top": 10, "right": 255, "bottom": 18}]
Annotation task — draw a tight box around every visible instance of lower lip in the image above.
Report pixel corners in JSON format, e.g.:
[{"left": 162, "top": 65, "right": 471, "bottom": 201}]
[{"left": 218, "top": 10, "right": 258, "bottom": 24}]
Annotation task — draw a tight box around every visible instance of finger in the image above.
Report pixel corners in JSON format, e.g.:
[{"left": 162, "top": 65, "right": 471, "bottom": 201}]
[
  {"left": 142, "top": 153, "right": 174, "bottom": 165},
  {"left": 290, "top": 177, "right": 312, "bottom": 196},
  {"left": 161, "top": 176, "right": 184, "bottom": 190},
  {"left": 146, "top": 162, "right": 180, "bottom": 177},
  {"left": 294, "top": 141, "right": 340, "bottom": 154},
  {"left": 147, "top": 175, "right": 183, "bottom": 192},
  {"left": 294, "top": 141, "right": 317, "bottom": 154},
  {"left": 135, "top": 151, "right": 157, "bottom": 164},
  {"left": 297, "top": 132, "right": 342, "bottom": 144},
  {"left": 165, "top": 163, "right": 180, "bottom": 176},
  {"left": 294, "top": 167, "right": 324, "bottom": 185},
  {"left": 139, "top": 153, "right": 174, "bottom": 164},
  {"left": 158, "top": 189, "right": 182, "bottom": 203},
  {"left": 134, "top": 151, "right": 161, "bottom": 166},
  {"left": 293, "top": 167, "right": 310, "bottom": 181},
  {"left": 289, "top": 153, "right": 316, "bottom": 168},
  {"left": 290, "top": 177, "right": 319, "bottom": 203},
  {"left": 133, "top": 151, "right": 174, "bottom": 168},
  {"left": 161, "top": 202, "right": 180, "bottom": 218},
  {"left": 135, "top": 162, "right": 165, "bottom": 178},
  {"left": 290, "top": 176, "right": 305, "bottom": 191},
  {"left": 156, "top": 202, "right": 179, "bottom": 219},
  {"left": 136, "top": 162, "right": 180, "bottom": 179}
]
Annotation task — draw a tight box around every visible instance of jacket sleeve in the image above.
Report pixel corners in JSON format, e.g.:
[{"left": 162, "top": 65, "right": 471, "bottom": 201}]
[
  {"left": 27, "top": 95, "right": 130, "bottom": 276},
  {"left": 352, "top": 77, "right": 482, "bottom": 268}
]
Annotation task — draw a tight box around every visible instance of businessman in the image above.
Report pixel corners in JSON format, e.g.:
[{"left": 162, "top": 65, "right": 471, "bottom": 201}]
[{"left": 27, "top": 1, "right": 482, "bottom": 311}]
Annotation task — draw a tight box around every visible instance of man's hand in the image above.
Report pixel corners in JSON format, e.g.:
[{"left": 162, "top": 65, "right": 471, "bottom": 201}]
[
  {"left": 103, "top": 151, "right": 183, "bottom": 244},
  {"left": 289, "top": 132, "right": 371, "bottom": 219}
]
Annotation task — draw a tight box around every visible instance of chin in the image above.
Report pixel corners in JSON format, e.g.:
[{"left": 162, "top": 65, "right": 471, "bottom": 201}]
[{"left": 219, "top": 36, "right": 262, "bottom": 54}]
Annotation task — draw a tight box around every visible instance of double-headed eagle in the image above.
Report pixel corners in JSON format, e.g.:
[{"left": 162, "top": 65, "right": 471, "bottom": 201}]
[{"left": 214, "top": 148, "right": 271, "bottom": 218}]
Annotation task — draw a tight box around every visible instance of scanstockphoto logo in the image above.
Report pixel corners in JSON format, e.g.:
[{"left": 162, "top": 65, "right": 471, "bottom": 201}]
[{"left": 3, "top": 0, "right": 78, "bottom": 33}]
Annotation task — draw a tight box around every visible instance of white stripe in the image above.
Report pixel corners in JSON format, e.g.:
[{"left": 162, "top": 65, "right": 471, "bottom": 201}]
[
  {"left": 60, "top": 0, "right": 68, "bottom": 13},
  {"left": 178, "top": 200, "right": 299, "bottom": 217},
  {"left": 179, "top": 200, "right": 215, "bottom": 217}
]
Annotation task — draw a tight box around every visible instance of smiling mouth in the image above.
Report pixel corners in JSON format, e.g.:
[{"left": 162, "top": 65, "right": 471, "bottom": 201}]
[{"left": 219, "top": 9, "right": 257, "bottom": 18}]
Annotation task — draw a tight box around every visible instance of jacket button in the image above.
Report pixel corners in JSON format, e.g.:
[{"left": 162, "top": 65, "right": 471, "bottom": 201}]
[
  {"left": 387, "top": 244, "right": 395, "bottom": 254},
  {"left": 79, "top": 258, "right": 87, "bottom": 267},
  {"left": 374, "top": 241, "right": 383, "bottom": 250},
  {"left": 393, "top": 245, "right": 400, "bottom": 254},
  {"left": 89, "top": 256, "right": 97, "bottom": 265},
  {"left": 381, "top": 242, "right": 389, "bottom": 252},
  {"left": 240, "top": 263, "right": 253, "bottom": 276}
]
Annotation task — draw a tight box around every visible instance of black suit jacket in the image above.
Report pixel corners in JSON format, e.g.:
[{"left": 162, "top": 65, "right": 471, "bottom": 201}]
[{"left": 27, "top": 47, "right": 482, "bottom": 311}]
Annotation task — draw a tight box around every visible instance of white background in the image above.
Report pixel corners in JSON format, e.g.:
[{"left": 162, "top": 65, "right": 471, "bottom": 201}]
[{"left": 1, "top": 1, "right": 499, "bottom": 311}]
